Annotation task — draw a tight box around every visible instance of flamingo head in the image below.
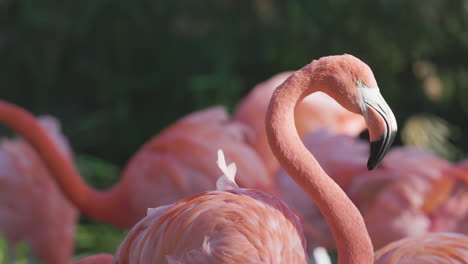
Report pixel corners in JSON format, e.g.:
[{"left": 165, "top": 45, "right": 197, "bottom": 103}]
[{"left": 309, "top": 54, "right": 398, "bottom": 170}]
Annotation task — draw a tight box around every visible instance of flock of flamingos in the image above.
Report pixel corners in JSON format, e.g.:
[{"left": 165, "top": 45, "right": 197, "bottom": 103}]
[{"left": 0, "top": 54, "right": 467, "bottom": 264}]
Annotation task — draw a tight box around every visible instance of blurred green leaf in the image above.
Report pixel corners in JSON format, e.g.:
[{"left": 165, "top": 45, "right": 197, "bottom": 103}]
[
  {"left": 75, "top": 154, "right": 120, "bottom": 188},
  {"left": 0, "top": 235, "right": 34, "bottom": 264},
  {"left": 74, "top": 221, "right": 126, "bottom": 256}
]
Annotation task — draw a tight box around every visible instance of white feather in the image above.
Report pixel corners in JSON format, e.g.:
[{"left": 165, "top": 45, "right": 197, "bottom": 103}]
[
  {"left": 215, "top": 149, "right": 239, "bottom": 191},
  {"left": 312, "top": 247, "right": 332, "bottom": 264}
]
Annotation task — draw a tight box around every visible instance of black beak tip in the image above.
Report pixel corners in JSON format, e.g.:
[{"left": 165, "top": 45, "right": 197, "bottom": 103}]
[
  {"left": 367, "top": 136, "right": 392, "bottom": 171},
  {"left": 367, "top": 160, "right": 378, "bottom": 170}
]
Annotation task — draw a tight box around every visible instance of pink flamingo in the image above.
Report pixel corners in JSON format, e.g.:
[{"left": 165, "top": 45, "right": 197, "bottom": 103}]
[
  {"left": 0, "top": 116, "right": 78, "bottom": 264},
  {"left": 264, "top": 54, "right": 467, "bottom": 262},
  {"left": 0, "top": 104, "right": 269, "bottom": 230},
  {"left": 234, "top": 71, "right": 366, "bottom": 176},
  {"left": 112, "top": 149, "right": 308, "bottom": 263}
]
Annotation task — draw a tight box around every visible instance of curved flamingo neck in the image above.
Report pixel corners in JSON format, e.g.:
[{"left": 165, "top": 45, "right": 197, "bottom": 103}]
[
  {"left": 0, "top": 101, "right": 131, "bottom": 228},
  {"left": 266, "top": 69, "right": 374, "bottom": 263}
]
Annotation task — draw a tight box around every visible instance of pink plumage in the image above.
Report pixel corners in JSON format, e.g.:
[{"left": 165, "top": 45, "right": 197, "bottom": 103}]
[
  {"left": 374, "top": 233, "right": 468, "bottom": 263},
  {"left": 112, "top": 150, "right": 308, "bottom": 263},
  {"left": 351, "top": 147, "right": 467, "bottom": 250},
  {"left": 0, "top": 116, "right": 78, "bottom": 264},
  {"left": 429, "top": 162, "right": 468, "bottom": 236}
]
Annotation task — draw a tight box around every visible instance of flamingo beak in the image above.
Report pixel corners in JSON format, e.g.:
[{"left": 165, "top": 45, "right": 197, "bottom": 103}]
[{"left": 360, "top": 86, "right": 398, "bottom": 170}]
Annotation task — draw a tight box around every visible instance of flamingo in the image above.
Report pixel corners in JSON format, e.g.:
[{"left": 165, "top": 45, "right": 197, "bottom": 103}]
[
  {"left": 0, "top": 104, "right": 270, "bottom": 229},
  {"left": 111, "top": 149, "right": 308, "bottom": 263},
  {"left": 234, "top": 71, "right": 366, "bottom": 176},
  {"left": 264, "top": 54, "right": 468, "bottom": 262},
  {"left": 0, "top": 116, "right": 78, "bottom": 264}
]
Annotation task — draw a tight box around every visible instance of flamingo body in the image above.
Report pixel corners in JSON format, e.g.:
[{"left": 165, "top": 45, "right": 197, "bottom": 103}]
[
  {"left": 374, "top": 233, "right": 468, "bottom": 263},
  {"left": 113, "top": 150, "right": 307, "bottom": 264}
]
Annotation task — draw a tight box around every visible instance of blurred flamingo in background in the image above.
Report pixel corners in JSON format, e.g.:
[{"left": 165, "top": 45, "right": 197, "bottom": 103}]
[
  {"left": 265, "top": 54, "right": 468, "bottom": 263},
  {"left": 428, "top": 161, "right": 468, "bottom": 236},
  {"left": 0, "top": 116, "right": 78, "bottom": 264},
  {"left": 234, "top": 71, "right": 366, "bottom": 176},
  {"left": 348, "top": 146, "right": 463, "bottom": 250},
  {"left": 452, "top": 162, "right": 468, "bottom": 235},
  {"left": 276, "top": 130, "right": 468, "bottom": 250},
  {"left": 0, "top": 102, "right": 270, "bottom": 229}
]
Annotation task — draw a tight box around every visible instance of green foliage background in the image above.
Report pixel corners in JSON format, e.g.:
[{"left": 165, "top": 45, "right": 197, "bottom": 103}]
[{"left": 1, "top": 0, "right": 468, "bottom": 262}]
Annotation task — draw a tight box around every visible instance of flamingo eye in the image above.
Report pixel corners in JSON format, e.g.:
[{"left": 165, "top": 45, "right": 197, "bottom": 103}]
[{"left": 356, "top": 79, "right": 364, "bottom": 87}]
